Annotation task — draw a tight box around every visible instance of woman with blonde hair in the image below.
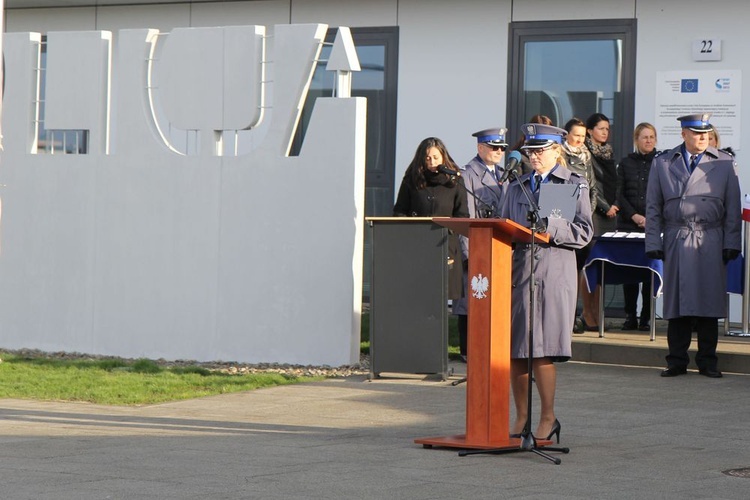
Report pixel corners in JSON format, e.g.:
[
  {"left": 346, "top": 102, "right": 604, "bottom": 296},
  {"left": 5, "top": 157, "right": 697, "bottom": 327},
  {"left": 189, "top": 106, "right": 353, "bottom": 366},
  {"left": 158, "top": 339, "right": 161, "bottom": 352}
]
[
  {"left": 500, "top": 123, "right": 593, "bottom": 442},
  {"left": 512, "top": 115, "right": 554, "bottom": 175},
  {"left": 615, "top": 122, "right": 658, "bottom": 330}
]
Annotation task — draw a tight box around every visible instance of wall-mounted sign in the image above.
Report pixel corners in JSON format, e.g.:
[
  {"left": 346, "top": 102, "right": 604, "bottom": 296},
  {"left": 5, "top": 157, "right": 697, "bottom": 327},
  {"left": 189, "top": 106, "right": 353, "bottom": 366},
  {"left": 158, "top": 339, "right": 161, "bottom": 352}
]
[
  {"left": 692, "top": 39, "right": 722, "bottom": 61},
  {"left": 655, "top": 70, "right": 741, "bottom": 150}
]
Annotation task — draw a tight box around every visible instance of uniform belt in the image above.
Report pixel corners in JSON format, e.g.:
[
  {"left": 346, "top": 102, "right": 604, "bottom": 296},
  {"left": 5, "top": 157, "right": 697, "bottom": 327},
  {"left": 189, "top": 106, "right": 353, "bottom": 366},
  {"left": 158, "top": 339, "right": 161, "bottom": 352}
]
[{"left": 665, "top": 221, "right": 722, "bottom": 231}]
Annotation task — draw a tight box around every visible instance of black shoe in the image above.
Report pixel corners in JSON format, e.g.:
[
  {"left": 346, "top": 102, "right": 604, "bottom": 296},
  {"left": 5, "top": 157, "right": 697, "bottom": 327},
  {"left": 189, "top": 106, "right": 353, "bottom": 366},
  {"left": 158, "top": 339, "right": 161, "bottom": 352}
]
[
  {"left": 699, "top": 368, "right": 723, "bottom": 378},
  {"left": 622, "top": 315, "right": 638, "bottom": 330},
  {"left": 544, "top": 419, "right": 561, "bottom": 443},
  {"left": 660, "top": 366, "right": 687, "bottom": 377},
  {"left": 579, "top": 316, "right": 599, "bottom": 332},
  {"left": 638, "top": 322, "right": 651, "bottom": 331},
  {"left": 573, "top": 317, "right": 585, "bottom": 334}
]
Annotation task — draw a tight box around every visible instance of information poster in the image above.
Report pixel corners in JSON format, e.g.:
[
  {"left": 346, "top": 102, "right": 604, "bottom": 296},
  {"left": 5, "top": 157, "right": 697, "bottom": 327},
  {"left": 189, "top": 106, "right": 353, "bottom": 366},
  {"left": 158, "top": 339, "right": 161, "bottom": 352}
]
[{"left": 655, "top": 70, "right": 741, "bottom": 150}]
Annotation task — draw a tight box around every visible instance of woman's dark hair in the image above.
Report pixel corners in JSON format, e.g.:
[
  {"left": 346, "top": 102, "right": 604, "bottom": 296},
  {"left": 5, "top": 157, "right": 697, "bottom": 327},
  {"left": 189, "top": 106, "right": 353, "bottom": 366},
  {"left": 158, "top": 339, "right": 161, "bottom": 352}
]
[
  {"left": 564, "top": 117, "right": 586, "bottom": 133},
  {"left": 512, "top": 114, "right": 554, "bottom": 151},
  {"left": 585, "top": 113, "right": 610, "bottom": 131},
  {"left": 405, "top": 137, "right": 459, "bottom": 189}
]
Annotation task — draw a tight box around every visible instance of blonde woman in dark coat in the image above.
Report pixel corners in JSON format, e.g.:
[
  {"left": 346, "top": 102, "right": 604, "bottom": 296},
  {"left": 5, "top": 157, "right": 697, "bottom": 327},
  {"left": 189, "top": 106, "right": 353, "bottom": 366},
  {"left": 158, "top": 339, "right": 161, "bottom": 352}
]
[{"left": 616, "top": 122, "right": 658, "bottom": 331}]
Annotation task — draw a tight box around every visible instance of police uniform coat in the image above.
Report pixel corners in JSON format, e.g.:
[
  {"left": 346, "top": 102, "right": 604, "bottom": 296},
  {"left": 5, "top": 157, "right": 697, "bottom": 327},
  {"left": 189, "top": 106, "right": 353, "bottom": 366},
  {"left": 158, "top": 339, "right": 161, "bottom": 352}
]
[
  {"left": 645, "top": 145, "right": 742, "bottom": 319},
  {"left": 500, "top": 166, "right": 593, "bottom": 359},
  {"left": 453, "top": 155, "right": 505, "bottom": 316},
  {"left": 461, "top": 155, "right": 505, "bottom": 219}
]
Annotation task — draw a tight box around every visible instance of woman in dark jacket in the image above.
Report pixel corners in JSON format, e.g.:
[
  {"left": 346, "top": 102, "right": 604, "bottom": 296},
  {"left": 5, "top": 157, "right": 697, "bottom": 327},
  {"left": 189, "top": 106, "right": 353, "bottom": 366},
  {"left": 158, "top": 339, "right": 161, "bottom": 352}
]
[
  {"left": 393, "top": 137, "right": 468, "bottom": 298},
  {"left": 580, "top": 113, "right": 619, "bottom": 330},
  {"left": 616, "top": 122, "right": 658, "bottom": 331},
  {"left": 586, "top": 113, "right": 619, "bottom": 233},
  {"left": 562, "top": 118, "right": 599, "bottom": 333}
]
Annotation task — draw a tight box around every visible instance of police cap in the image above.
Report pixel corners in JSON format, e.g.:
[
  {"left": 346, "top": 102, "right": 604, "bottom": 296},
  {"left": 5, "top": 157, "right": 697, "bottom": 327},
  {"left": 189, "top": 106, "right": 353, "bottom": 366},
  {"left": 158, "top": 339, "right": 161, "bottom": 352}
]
[
  {"left": 472, "top": 127, "right": 508, "bottom": 147},
  {"left": 520, "top": 123, "right": 567, "bottom": 149},
  {"left": 677, "top": 113, "right": 712, "bottom": 132}
]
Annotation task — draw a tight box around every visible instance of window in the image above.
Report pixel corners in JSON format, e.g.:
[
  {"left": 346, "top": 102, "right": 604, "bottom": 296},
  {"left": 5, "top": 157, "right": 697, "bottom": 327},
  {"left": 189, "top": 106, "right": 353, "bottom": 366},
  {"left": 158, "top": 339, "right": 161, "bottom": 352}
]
[
  {"left": 291, "top": 27, "right": 399, "bottom": 299},
  {"left": 291, "top": 27, "right": 399, "bottom": 217},
  {"left": 38, "top": 36, "right": 89, "bottom": 154},
  {"left": 507, "top": 20, "right": 636, "bottom": 159}
]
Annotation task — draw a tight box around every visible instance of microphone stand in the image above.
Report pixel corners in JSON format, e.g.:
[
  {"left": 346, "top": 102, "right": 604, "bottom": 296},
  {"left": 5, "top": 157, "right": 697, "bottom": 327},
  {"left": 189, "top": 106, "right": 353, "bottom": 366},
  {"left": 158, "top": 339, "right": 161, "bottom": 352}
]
[
  {"left": 459, "top": 169, "right": 569, "bottom": 464},
  {"left": 452, "top": 171, "right": 499, "bottom": 219}
]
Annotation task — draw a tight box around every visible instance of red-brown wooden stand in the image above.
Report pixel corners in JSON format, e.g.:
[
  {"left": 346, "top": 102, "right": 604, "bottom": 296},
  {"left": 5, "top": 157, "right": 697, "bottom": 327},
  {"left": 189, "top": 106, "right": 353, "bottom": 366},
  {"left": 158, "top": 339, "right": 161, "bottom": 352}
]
[{"left": 414, "top": 218, "right": 556, "bottom": 452}]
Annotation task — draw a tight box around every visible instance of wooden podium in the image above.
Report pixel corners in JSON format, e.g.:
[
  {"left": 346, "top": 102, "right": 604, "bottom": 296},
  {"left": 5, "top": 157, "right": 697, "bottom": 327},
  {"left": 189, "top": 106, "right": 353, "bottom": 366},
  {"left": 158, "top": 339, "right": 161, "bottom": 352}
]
[{"left": 414, "top": 217, "right": 550, "bottom": 451}]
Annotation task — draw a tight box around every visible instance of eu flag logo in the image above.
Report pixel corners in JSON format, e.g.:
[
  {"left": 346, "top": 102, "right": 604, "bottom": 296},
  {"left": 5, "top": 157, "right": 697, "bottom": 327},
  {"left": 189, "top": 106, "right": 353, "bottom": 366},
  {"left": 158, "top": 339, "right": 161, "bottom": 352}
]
[{"left": 681, "top": 79, "right": 699, "bottom": 93}]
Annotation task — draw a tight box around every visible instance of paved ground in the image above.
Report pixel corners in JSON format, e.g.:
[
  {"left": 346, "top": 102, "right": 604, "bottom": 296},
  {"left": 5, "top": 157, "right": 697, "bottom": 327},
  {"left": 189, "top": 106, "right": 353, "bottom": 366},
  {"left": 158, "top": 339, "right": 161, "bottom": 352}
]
[{"left": 2, "top": 357, "right": 750, "bottom": 499}]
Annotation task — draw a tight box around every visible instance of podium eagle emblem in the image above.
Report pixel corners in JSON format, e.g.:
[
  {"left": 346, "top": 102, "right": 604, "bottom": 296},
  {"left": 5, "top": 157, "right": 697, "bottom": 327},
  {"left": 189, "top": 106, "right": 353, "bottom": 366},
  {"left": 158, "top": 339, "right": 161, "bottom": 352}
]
[{"left": 471, "top": 274, "right": 489, "bottom": 299}]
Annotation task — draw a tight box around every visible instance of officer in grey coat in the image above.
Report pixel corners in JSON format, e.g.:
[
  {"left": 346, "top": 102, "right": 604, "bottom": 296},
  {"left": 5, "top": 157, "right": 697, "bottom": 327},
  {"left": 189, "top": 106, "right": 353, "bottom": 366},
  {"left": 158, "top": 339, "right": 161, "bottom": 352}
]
[
  {"left": 500, "top": 123, "right": 593, "bottom": 439},
  {"left": 645, "top": 113, "right": 742, "bottom": 378},
  {"left": 453, "top": 128, "right": 508, "bottom": 360}
]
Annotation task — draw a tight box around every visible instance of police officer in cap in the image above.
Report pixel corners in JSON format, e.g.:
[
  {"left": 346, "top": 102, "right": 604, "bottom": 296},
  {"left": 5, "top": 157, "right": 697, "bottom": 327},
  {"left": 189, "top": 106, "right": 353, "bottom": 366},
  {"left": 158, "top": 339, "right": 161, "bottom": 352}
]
[
  {"left": 645, "top": 113, "right": 742, "bottom": 378},
  {"left": 500, "top": 123, "right": 593, "bottom": 440},
  {"left": 462, "top": 128, "right": 508, "bottom": 218},
  {"left": 453, "top": 128, "right": 508, "bottom": 361}
]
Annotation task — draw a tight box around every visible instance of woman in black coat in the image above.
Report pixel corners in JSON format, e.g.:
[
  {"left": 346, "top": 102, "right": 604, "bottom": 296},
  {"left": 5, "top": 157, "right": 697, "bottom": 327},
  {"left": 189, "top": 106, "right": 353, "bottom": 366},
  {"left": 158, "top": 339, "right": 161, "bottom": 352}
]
[
  {"left": 562, "top": 118, "right": 599, "bottom": 333},
  {"left": 580, "top": 113, "right": 619, "bottom": 330},
  {"left": 586, "top": 113, "right": 619, "bottom": 233},
  {"left": 393, "top": 137, "right": 469, "bottom": 298},
  {"left": 616, "top": 122, "right": 658, "bottom": 331}
]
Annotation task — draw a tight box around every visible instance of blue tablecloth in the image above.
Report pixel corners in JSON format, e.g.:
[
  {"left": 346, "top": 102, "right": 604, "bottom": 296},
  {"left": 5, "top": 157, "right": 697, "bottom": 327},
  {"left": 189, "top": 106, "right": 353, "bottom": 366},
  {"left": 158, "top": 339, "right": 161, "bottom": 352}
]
[
  {"left": 583, "top": 236, "right": 663, "bottom": 297},
  {"left": 584, "top": 235, "right": 744, "bottom": 296},
  {"left": 727, "top": 253, "right": 744, "bottom": 295}
]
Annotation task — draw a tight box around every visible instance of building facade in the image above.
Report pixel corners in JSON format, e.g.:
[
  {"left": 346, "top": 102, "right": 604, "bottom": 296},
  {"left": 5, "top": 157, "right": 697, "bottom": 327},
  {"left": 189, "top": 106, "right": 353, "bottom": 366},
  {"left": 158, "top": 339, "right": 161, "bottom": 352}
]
[{"left": 1, "top": 0, "right": 746, "bottom": 359}]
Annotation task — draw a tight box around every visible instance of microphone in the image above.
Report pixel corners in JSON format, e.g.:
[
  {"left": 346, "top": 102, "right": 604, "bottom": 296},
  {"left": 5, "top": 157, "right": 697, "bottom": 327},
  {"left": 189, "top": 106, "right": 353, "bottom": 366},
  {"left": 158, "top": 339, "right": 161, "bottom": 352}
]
[
  {"left": 498, "top": 150, "right": 523, "bottom": 183},
  {"left": 437, "top": 164, "right": 461, "bottom": 177}
]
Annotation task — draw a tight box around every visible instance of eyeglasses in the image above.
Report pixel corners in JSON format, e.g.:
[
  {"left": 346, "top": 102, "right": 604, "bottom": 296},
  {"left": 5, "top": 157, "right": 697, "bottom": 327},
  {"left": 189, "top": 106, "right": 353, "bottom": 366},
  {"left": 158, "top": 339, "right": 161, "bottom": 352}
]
[
  {"left": 483, "top": 143, "right": 506, "bottom": 152},
  {"left": 526, "top": 146, "right": 552, "bottom": 156}
]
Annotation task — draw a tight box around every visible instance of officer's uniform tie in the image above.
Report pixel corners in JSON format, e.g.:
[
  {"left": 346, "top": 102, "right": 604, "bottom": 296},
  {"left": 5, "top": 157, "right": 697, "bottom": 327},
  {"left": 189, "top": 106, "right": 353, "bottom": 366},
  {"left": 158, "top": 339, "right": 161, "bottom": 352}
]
[
  {"left": 689, "top": 154, "right": 697, "bottom": 174},
  {"left": 533, "top": 174, "right": 542, "bottom": 193}
]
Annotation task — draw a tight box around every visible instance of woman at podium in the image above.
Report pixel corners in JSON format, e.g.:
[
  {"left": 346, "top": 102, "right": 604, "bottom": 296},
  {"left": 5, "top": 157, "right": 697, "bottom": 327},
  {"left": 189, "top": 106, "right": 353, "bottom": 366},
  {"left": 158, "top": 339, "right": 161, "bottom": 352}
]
[
  {"left": 500, "top": 124, "right": 593, "bottom": 441},
  {"left": 393, "top": 137, "right": 469, "bottom": 299}
]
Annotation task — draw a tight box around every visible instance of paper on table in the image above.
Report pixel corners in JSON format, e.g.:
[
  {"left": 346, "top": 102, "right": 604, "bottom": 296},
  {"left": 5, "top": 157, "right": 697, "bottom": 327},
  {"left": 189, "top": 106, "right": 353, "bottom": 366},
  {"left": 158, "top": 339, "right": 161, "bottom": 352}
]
[{"left": 601, "top": 231, "right": 644, "bottom": 238}]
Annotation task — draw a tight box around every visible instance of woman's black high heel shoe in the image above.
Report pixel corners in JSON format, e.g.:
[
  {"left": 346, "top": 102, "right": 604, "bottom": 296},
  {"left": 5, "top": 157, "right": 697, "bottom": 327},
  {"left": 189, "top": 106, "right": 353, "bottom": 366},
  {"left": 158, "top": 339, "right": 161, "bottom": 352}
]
[
  {"left": 579, "top": 315, "right": 599, "bottom": 332},
  {"left": 545, "top": 419, "right": 561, "bottom": 443}
]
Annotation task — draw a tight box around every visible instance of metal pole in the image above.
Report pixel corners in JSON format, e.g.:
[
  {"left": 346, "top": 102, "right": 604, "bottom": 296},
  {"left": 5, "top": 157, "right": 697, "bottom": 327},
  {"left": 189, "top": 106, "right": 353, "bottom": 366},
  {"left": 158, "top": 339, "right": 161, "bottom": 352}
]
[
  {"left": 727, "top": 219, "right": 750, "bottom": 336},
  {"left": 599, "top": 268, "right": 607, "bottom": 339},
  {"left": 649, "top": 272, "right": 656, "bottom": 341}
]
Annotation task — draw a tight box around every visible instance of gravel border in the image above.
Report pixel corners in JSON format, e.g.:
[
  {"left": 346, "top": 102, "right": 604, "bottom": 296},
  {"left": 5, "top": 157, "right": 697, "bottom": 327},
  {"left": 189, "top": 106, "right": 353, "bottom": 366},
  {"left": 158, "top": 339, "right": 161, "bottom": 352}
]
[{"left": 0, "top": 348, "right": 371, "bottom": 378}]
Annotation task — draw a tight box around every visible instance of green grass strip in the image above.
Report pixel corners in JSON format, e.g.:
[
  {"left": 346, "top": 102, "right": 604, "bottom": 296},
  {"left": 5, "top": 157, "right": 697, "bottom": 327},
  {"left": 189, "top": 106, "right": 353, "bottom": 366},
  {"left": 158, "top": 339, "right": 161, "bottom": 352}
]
[{"left": 0, "top": 354, "right": 322, "bottom": 406}]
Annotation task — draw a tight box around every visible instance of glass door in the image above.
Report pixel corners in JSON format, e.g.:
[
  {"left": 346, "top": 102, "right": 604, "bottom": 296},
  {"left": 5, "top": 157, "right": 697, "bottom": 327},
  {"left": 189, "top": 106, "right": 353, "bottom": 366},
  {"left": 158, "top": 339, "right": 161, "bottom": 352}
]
[{"left": 507, "top": 20, "right": 636, "bottom": 160}]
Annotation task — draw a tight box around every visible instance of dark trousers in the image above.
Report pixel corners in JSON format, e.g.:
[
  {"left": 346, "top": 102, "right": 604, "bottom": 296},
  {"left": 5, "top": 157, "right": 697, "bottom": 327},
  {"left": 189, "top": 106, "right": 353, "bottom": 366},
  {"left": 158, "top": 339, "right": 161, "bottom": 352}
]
[
  {"left": 623, "top": 282, "right": 651, "bottom": 320},
  {"left": 666, "top": 316, "right": 719, "bottom": 370},
  {"left": 458, "top": 314, "right": 468, "bottom": 356}
]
